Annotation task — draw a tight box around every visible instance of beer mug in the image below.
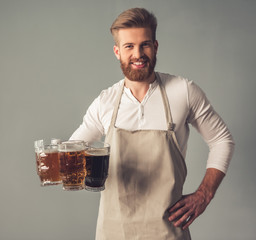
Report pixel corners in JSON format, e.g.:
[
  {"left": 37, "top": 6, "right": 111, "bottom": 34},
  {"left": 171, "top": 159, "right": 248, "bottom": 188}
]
[
  {"left": 84, "top": 141, "right": 110, "bottom": 192},
  {"left": 34, "top": 139, "right": 62, "bottom": 186},
  {"left": 58, "top": 140, "right": 86, "bottom": 191}
]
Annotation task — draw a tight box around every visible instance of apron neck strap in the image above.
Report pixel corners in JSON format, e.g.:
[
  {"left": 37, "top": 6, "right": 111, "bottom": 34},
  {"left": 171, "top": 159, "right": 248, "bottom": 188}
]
[
  {"left": 109, "top": 80, "right": 125, "bottom": 128},
  {"left": 110, "top": 73, "right": 174, "bottom": 131},
  {"left": 156, "top": 73, "right": 175, "bottom": 131}
]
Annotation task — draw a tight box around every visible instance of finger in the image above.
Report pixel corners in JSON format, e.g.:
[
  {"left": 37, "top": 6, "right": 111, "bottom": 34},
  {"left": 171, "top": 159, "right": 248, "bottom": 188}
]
[
  {"left": 172, "top": 210, "right": 193, "bottom": 227},
  {"left": 182, "top": 214, "right": 197, "bottom": 230},
  {"left": 169, "top": 199, "right": 185, "bottom": 212},
  {"left": 168, "top": 206, "right": 189, "bottom": 222}
]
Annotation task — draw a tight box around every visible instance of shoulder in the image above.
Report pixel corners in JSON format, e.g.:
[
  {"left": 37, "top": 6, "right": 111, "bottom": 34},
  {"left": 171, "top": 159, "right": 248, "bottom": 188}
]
[
  {"left": 97, "top": 79, "right": 124, "bottom": 103},
  {"left": 86, "top": 79, "right": 123, "bottom": 125},
  {"left": 89, "top": 79, "right": 124, "bottom": 115},
  {"left": 157, "top": 72, "right": 189, "bottom": 90},
  {"left": 157, "top": 72, "right": 190, "bottom": 100},
  {"left": 157, "top": 72, "right": 205, "bottom": 99}
]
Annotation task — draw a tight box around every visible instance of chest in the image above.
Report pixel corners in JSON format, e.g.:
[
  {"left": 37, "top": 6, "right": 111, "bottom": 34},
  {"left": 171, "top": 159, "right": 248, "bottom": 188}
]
[{"left": 113, "top": 87, "right": 188, "bottom": 131}]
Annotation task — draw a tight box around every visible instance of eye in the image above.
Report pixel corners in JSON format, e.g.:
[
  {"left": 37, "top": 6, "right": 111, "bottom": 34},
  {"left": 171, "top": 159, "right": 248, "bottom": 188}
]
[
  {"left": 125, "top": 44, "right": 133, "bottom": 49},
  {"left": 142, "top": 42, "right": 151, "bottom": 48}
]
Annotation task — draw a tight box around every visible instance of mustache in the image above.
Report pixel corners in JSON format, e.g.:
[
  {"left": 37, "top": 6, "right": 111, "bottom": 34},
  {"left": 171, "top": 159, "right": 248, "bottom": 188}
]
[{"left": 129, "top": 56, "right": 149, "bottom": 63}]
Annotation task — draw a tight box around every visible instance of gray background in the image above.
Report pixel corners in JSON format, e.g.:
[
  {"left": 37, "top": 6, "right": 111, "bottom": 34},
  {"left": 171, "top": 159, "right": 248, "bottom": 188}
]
[{"left": 0, "top": 0, "right": 255, "bottom": 239}]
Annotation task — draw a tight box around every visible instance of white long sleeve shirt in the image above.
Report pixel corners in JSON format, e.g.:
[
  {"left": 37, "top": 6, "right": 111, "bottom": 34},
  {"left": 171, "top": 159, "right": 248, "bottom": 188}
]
[{"left": 70, "top": 72, "right": 234, "bottom": 174}]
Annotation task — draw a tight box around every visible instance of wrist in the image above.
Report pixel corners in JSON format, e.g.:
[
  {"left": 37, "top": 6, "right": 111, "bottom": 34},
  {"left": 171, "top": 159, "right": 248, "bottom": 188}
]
[
  {"left": 196, "top": 168, "right": 225, "bottom": 204},
  {"left": 196, "top": 186, "right": 214, "bottom": 205}
]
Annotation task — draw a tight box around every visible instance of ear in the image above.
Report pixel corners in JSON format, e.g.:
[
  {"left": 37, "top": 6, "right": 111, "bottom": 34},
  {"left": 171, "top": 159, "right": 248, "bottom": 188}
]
[
  {"left": 113, "top": 45, "right": 121, "bottom": 60},
  {"left": 154, "top": 40, "right": 159, "bottom": 54}
]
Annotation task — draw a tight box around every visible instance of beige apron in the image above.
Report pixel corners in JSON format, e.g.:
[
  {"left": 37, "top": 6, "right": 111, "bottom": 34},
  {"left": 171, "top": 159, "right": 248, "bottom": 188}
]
[{"left": 96, "top": 73, "right": 191, "bottom": 240}]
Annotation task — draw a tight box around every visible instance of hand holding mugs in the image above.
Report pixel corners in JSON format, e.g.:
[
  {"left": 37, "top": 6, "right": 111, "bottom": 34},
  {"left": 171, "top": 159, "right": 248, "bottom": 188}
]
[{"left": 34, "top": 139, "right": 110, "bottom": 192}]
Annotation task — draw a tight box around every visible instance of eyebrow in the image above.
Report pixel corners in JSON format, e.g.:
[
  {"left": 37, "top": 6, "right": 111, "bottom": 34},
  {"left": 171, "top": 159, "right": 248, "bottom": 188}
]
[
  {"left": 122, "top": 40, "right": 153, "bottom": 47},
  {"left": 122, "top": 43, "right": 133, "bottom": 47}
]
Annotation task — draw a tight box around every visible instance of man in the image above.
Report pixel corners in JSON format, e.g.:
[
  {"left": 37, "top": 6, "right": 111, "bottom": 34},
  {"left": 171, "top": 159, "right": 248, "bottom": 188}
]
[{"left": 70, "top": 8, "right": 234, "bottom": 239}]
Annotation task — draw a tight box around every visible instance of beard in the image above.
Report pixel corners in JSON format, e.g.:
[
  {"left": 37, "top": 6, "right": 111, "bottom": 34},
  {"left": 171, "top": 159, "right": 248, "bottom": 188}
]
[{"left": 120, "top": 54, "right": 157, "bottom": 82}]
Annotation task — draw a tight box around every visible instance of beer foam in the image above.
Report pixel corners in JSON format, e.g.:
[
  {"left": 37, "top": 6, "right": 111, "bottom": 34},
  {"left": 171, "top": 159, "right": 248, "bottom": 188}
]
[
  {"left": 51, "top": 138, "right": 61, "bottom": 145},
  {"left": 34, "top": 139, "right": 44, "bottom": 149},
  {"left": 42, "top": 149, "right": 58, "bottom": 154},
  {"left": 58, "top": 145, "right": 85, "bottom": 152},
  {"left": 86, "top": 148, "right": 109, "bottom": 156},
  {"left": 35, "top": 148, "right": 58, "bottom": 154}
]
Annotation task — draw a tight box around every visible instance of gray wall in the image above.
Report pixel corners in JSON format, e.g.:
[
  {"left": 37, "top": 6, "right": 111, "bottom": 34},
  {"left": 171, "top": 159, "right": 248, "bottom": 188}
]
[{"left": 0, "top": 0, "right": 255, "bottom": 239}]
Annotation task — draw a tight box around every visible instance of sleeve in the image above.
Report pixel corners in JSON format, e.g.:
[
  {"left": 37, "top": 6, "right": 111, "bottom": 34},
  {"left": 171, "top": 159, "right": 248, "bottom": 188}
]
[
  {"left": 69, "top": 95, "right": 104, "bottom": 142},
  {"left": 186, "top": 80, "right": 235, "bottom": 174}
]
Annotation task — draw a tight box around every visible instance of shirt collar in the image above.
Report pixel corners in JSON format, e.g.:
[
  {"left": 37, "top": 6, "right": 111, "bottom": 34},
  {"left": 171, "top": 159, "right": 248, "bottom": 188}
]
[{"left": 123, "top": 78, "right": 159, "bottom": 104}]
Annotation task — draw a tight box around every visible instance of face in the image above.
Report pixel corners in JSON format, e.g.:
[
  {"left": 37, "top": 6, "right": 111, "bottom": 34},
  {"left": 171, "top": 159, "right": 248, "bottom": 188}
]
[{"left": 113, "top": 28, "right": 158, "bottom": 82}]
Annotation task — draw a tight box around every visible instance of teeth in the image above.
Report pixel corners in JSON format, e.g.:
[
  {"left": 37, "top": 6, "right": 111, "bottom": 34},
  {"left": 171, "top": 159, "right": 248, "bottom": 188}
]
[{"left": 133, "top": 62, "right": 144, "bottom": 65}]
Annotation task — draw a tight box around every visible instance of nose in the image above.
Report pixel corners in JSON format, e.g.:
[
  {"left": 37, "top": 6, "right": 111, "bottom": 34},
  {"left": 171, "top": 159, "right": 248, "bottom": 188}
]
[{"left": 132, "top": 46, "right": 144, "bottom": 59}]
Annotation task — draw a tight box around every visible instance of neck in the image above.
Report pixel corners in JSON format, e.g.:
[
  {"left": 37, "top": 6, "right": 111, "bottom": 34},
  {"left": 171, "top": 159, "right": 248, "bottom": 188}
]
[{"left": 124, "top": 72, "right": 156, "bottom": 102}]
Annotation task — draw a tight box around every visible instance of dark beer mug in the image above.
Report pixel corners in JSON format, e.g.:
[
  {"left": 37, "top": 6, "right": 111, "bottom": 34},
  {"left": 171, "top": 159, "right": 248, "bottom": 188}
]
[
  {"left": 58, "top": 140, "right": 86, "bottom": 191},
  {"left": 84, "top": 141, "right": 110, "bottom": 192},
  {"left": 34, "top": 139, "right": 62, "bottom": 186}
]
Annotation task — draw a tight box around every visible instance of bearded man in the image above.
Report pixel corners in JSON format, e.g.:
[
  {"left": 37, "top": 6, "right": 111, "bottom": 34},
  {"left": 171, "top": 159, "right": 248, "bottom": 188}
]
[{"left": 70, "top": 8, "right": 234, "bottom": 240}]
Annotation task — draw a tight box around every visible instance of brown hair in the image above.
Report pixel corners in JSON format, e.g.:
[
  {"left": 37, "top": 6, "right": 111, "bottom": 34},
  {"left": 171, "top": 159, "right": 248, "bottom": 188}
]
[{"left": 110, "top": 8, "right": 157, "bottom": 45}]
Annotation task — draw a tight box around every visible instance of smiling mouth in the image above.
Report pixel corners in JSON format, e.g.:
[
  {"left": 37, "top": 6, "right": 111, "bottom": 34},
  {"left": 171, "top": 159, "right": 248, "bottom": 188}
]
[
  {"left": 130, "top": 60, "right": 147, "bottom": 68},
  {"left": 133, "top": 61, "right": 145, "bottom": 66}
]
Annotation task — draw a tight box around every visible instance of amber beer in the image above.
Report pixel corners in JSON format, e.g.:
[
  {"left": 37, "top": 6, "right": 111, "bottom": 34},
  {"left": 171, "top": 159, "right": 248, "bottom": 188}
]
[
  {"left": 34, "top": 140, "right": 62, "bottom": 186},
  {"left": 58, "top": 141, "right": 86, "bottom": 191},
  {"left": 84, "top": 142, "right": 110, "bottom": 192}
]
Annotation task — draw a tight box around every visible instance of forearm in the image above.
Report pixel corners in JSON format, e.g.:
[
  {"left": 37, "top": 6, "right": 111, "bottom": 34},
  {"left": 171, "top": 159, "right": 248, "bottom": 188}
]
[{"left": 196, "top": 168, "right": 225, "bottom": 204}]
